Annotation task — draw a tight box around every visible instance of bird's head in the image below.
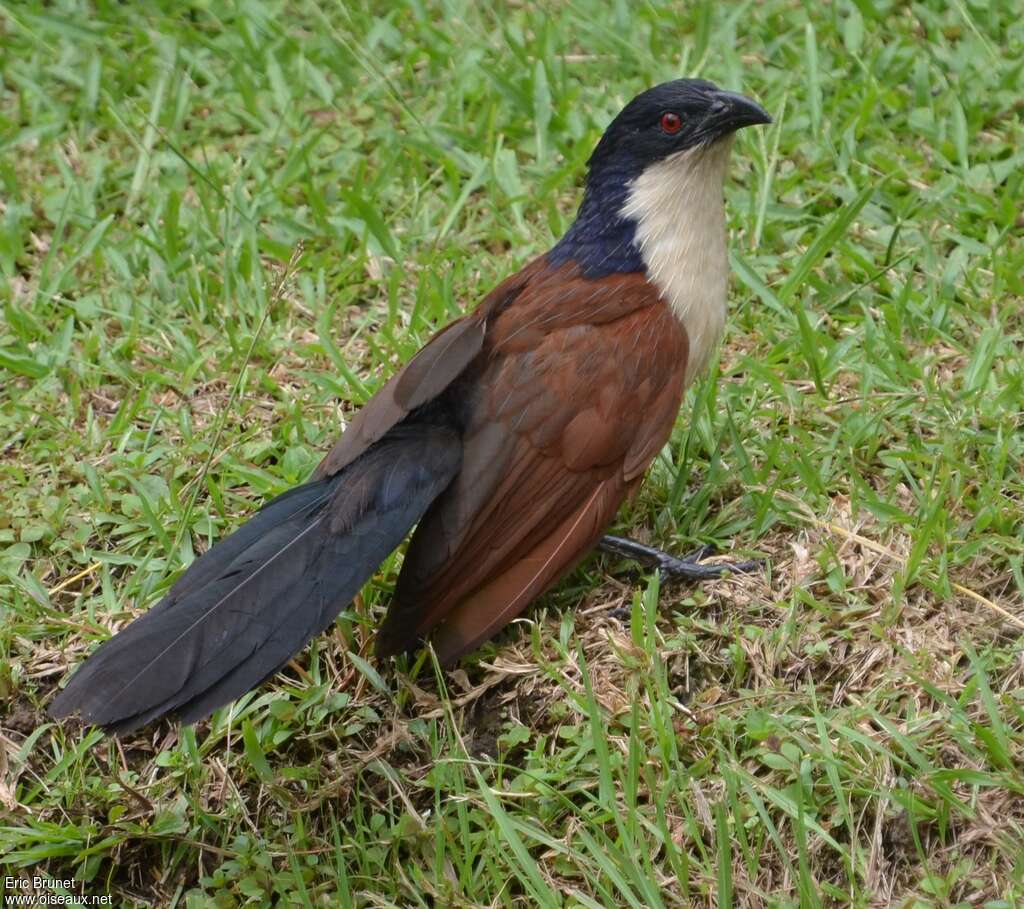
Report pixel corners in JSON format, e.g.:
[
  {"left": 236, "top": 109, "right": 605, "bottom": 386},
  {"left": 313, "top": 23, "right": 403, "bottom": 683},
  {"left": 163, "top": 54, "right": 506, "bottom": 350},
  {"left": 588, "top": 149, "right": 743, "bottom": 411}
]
[{"left": 585, "top": 78, "right": 771, "bottom": 181}]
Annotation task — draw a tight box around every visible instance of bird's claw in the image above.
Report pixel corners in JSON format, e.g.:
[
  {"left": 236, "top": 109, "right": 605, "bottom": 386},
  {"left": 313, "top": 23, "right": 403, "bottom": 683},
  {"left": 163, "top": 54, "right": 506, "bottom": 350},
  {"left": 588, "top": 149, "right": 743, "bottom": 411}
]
[
  {"left": 598, "top": 534, "right": 761, "bottom": 583},
  {"left": 654, "top": 553, "right": 762, "bottom": 581}
]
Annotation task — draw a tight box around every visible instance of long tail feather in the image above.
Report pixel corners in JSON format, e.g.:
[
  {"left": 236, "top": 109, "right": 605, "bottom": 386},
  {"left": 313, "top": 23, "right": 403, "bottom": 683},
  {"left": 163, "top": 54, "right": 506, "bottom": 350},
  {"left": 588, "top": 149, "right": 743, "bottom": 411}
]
[{"left": 50, "top": 424, "right": 461, "bottom": 734}]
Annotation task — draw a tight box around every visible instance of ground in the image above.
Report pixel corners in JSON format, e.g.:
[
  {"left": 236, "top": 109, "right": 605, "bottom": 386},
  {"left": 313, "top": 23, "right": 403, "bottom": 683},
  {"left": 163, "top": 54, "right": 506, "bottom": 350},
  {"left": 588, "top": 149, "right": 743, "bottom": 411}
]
[{"left": 1, "top": 1, "right": 1022, "bottom": 907}]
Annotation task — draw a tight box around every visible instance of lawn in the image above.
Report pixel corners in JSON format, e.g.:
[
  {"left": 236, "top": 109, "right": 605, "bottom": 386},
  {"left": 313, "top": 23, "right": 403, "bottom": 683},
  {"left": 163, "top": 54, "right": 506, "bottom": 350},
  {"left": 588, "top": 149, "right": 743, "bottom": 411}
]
[{"left": 1, "top": 0, "right": 1023, "bottom": 906}]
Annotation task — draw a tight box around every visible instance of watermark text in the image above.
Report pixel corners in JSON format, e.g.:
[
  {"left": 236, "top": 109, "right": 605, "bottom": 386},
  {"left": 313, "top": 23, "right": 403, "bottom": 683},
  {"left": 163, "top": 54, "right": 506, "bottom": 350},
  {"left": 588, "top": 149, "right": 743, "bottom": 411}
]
[{"left": 3, "top": 878, "right": 111, "bottom": 906}]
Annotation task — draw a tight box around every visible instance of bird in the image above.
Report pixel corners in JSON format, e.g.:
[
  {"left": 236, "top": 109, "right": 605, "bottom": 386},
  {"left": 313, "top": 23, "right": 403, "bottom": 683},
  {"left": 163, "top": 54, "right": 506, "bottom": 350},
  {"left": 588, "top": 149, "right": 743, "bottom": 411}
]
[{"left": 50, "top": 78, "right": 771, "bottom": 735}]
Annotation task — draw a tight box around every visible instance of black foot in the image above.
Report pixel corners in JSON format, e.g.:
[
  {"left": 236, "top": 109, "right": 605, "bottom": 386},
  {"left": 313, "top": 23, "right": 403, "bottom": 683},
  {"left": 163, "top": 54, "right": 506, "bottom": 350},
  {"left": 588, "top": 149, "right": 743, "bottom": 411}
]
[{"left": 598, "top": 535, "right": 761, "bottom": 582}]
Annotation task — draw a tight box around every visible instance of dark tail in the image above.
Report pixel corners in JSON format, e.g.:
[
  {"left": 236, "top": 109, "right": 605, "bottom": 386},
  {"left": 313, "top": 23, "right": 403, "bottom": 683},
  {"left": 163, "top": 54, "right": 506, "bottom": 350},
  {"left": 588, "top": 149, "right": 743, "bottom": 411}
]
[{"left": 49, "top": 424, "right": 461, "bottom": 734}]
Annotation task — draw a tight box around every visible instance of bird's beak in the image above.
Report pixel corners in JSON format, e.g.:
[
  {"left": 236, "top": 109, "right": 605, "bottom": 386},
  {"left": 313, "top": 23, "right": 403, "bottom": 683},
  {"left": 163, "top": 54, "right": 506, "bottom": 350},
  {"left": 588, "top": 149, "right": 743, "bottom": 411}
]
[{"left": 706, "top": 90, "right": 772, "bottom": 135}]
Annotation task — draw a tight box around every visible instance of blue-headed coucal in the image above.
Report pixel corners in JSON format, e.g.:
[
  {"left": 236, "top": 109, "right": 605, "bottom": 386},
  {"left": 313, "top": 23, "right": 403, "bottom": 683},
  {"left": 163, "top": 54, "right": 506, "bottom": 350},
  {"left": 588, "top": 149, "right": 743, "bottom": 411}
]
[{"left": 50, "top": 79, "right": 771, "bottom": 734}]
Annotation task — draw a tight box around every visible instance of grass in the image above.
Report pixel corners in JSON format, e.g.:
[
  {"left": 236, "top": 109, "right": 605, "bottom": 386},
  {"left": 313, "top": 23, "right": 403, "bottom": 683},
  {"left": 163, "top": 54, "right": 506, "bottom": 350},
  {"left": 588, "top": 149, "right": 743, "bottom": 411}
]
[{"left": 1, "top": 0, "right": 1023, "bottom": 905}]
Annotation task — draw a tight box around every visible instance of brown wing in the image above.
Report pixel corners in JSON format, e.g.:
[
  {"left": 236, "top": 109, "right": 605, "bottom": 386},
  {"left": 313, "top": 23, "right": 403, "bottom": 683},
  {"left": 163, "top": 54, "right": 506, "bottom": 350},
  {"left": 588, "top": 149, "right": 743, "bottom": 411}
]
[
  {"left": 313, "top": 258, "right": 547, "bottom": 480},
  {"left": 376, "top": 262, "right": 690, "bottom": 662}
]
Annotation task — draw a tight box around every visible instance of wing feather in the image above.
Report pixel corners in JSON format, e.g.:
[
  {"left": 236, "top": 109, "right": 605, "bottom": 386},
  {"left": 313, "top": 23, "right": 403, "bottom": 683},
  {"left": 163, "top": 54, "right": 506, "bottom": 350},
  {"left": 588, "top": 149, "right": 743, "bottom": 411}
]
[{"left": 430, "top": 479, "right": 628, "bottom": 663}]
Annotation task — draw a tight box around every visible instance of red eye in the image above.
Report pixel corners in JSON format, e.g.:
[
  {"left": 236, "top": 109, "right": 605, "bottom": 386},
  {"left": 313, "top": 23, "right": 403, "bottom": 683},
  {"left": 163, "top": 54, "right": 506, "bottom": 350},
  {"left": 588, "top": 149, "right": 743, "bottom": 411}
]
[{"left": 660, "top": 112, "right": 683, "bottom": 134}]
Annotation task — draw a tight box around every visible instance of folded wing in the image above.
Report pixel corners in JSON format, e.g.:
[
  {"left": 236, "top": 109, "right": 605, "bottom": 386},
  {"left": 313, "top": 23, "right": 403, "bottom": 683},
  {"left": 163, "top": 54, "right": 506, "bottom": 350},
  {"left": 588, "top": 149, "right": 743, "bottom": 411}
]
[{"left": 376, "top": 262, "right": 690, "bottom": 662}]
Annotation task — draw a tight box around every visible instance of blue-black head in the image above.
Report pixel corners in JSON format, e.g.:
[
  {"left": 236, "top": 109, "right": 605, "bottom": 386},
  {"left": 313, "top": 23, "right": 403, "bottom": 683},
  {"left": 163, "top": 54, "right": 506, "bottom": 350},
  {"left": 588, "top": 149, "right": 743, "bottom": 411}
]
[
  {"left": 550, "top": 78, "right": 771, "bottom": 276},
  {"left": 586, "top": 79, "right": 771, "bottom": 181}
]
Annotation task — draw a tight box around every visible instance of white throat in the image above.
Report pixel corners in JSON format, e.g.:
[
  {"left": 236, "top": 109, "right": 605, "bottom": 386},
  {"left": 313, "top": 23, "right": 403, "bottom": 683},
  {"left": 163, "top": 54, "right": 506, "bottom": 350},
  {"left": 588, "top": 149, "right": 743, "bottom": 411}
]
[{"left": 620, "top": 138, "right": 734, "bottom": 384}]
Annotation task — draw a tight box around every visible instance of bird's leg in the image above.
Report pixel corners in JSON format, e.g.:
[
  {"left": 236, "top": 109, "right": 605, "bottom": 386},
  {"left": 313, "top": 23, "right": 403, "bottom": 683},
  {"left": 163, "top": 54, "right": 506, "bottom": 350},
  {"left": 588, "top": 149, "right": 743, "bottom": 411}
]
[{"left": 598, "top": 535, "right": 761, "bottom": 581}]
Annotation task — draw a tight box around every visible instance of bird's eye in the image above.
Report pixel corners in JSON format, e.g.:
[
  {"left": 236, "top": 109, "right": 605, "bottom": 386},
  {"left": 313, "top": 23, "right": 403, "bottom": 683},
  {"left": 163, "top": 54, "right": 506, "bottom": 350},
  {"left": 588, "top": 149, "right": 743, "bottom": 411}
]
[{"left": 660, "top": 112, "right": 683, "bottom": 134}]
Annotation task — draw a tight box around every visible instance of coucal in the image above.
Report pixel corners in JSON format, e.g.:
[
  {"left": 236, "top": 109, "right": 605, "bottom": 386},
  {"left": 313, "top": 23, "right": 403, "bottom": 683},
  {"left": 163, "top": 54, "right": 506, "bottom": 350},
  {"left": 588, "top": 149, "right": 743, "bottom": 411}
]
[{"left": 50, "top": 79, "right": 771, "bottom": 734}]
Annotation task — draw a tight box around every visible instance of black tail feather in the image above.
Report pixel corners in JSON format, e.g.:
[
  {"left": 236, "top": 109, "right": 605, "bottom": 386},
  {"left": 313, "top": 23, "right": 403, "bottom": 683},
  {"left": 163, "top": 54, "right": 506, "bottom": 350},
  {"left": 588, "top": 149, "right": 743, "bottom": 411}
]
[{"left": 50, "top": 425, "right": 461, "bottom": 734}]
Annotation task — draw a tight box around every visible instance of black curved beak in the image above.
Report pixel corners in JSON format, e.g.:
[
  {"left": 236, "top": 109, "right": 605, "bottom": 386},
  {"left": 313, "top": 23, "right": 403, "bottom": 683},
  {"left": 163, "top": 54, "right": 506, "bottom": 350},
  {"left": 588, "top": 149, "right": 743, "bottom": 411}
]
[{"left": 707, "top": 89, "right": 772, "bottom": 136}]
